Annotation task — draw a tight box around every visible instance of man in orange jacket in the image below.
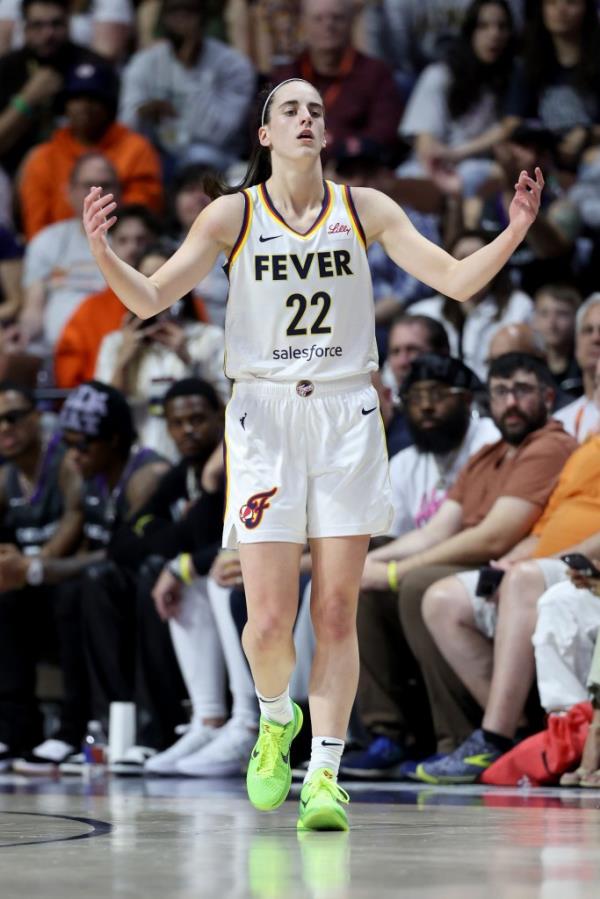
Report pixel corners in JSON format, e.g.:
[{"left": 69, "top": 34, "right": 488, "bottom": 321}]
[{"left": 19, "top": 61, "right": 163, "bottom": 240}]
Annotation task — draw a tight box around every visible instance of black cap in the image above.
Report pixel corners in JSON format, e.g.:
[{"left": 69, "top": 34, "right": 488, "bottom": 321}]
[
  {"left": 59, "top": 381, "right": 135, "bottom": 445},
  {"left": 400, "top": 353, "right": 482, "bottom": 395},
  {"left": 64, "top": 61, "right": 119, "bottom": 108}
]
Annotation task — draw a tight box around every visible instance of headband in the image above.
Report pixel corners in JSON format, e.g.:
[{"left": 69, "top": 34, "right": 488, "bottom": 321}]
[{"left": 261, "top": 79, "right": 313, "bottom": 127}]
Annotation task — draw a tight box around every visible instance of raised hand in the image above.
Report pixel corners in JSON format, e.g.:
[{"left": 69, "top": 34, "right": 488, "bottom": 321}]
[
  {"left": 508, "top": 167, "right": 544, "bottom": 235},
  {"left": 82, "top": 186, "right": 118, "bottom": 256}
]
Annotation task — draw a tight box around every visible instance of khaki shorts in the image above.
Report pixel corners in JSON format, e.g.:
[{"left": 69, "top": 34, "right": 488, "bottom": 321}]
[{"left": 457, "top": 558, "right": 570, "bottom": 639}]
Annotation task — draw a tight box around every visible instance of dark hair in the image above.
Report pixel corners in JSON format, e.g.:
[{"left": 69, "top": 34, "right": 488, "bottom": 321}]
[
  {"left": 163, "top": 377, "right": 222, "bottom": 411},
  {"left": 113, "top": 204, "right": 161, "bottom": 237},
  {"left": 534, "top": 283, "right": 582, "bottom": 312},
  {"left": 22, "top": 0, "right": 69, "bottom": 15},
  {"left": 389, "top": 313, "right": 451, "bottom": 356},
  {"left": 442, "top": 230, "right": 512, "bottom": 331},
  {"left": 135, "top": 242, "right": 198, "bottom": 321},
  {"left": 522, "top": 0, "right": 600, "bottom": 97},
  {"left": 0, "top": 381, "right": 36, "bottom": 407},
  {"left": 204, "top": 80, "right": 321, "bottom": 199},
  {"left": 446, "top": 0, "right": 515, "bottom": 119},
  {"left": 487, "top": 352, "right": 554, "bottom": 388},
  {"left": 167, "top": 164, "right": 214, "bottom": 235}
]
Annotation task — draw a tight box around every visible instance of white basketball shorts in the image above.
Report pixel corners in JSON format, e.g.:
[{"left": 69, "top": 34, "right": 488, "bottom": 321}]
[{"left": 222, "top": 374, "right": 393, "bottom": 548}]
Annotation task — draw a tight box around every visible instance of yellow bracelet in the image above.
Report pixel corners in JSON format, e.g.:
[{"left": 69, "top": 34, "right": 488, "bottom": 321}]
[
  {"left": 387, "top": 561, "right": 399, "bottom": 591},
  {"left": 179, "top": 553, "right": 194, "bottom": 585}
]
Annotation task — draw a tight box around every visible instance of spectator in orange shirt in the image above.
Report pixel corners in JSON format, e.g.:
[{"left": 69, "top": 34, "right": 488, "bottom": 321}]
[
  {"left": 18, "top": 60, "right": 162, "bottom": 240},
  {"left": 54, "top": 204, "right": 161, "bottom": 389},
  {"left": 415, "top": 360, "right": 600, "bottom": 782}
]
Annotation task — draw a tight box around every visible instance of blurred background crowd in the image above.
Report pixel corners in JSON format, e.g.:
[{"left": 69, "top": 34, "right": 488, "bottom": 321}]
[{"left": 2, "top": 0, "right": 600, "bottom": 790}]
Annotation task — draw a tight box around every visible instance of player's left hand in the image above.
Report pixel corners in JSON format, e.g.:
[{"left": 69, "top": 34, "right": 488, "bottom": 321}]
[{"left": 508, "top": 167, "right": 544, "bottom": 235}]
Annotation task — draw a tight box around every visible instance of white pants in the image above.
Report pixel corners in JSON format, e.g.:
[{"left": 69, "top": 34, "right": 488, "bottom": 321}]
[
  {"left": 458, "top": 558, "right": 569, "bottom": 639},
  {"left": 533, "top": 580, "right": 600, "bottom": 713},
  {"left": 168, "top": 576, "right": 258, "bottom": 727}
]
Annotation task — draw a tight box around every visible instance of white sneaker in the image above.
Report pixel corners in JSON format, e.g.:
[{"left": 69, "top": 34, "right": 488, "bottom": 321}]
[
  {"left": 145, "top": 725, "right": 218, "bottom": 775},
  {"left": 13, "top": 739, "right": 76, "bottom": 775},
  {"left": 59, "top": 752, "right": 86, "bottom": 775},
  {"left": 110, "top": 745, "right": 156, "bottom": 776},
  {"left": 176, "top": 719, "right": 258, "bottom": 778}
]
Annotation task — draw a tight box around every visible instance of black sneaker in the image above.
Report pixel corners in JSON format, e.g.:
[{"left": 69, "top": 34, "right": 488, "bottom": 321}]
[{"left": 109, "top": 745, "right": 156, "bottom": 776}]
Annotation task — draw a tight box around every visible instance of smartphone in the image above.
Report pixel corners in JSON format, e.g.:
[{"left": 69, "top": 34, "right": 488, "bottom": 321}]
[
  {"left": 475, "top": 566, "right": 504, "bottom": 598},
  {"left": 561, "top": 553, "right": 600, "bottom": 578}
]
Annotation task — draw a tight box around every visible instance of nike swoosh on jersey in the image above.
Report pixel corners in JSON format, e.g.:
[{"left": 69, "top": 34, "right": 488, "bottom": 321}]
[
  {"left": 259, "top": 234, "right": 282, "bottom": 242},
  {"left": 361, "top": 406, "right": 377, "bottom": 415}
]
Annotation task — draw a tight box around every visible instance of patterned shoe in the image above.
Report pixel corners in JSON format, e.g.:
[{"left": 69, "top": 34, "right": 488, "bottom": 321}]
[
  {"left": 246, "top": 702, "right": 303, "bottom": 811},
  {"left": 415, "top": 729, "right": 504, "bottom": 784},
  {"left": 297, "top": 768, "right": 350, "bottom": 832},
  {"left": 339, "top": 736, "right": 404, "bottom": 779}
]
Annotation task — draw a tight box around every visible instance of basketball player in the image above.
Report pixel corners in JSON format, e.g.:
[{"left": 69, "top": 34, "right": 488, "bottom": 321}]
[{"left": 82, "top": 79, "right": 543, "bottom": 831}]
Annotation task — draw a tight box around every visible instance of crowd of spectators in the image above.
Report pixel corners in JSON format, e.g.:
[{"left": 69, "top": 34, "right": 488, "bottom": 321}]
[{"left": 1, "top": 0, "right": 600, "bottom": 787}]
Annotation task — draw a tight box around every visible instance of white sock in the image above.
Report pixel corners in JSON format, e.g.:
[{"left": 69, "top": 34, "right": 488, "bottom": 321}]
[
  {"left": 256, "top": 686, "right": 293, "bottom": 726},
  {"left": 305, "top": 736, "right": 345, "bottom": 781}
]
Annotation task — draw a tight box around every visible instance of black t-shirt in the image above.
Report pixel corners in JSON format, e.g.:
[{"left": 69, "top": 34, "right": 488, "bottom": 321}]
[
  {"left": 507, "top": 60, "right": 600, "bottom": 133},
  {"left": 0, "top": 42, "right": 106, "bottom": 174},
  {"left": 109, "top": 459, "right": 224, "bottom": 575}
]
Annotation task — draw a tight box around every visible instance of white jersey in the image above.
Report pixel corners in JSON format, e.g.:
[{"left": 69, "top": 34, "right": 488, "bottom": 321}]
[{"left": 225, "top": 180, "right": 378, "bottom": 381}]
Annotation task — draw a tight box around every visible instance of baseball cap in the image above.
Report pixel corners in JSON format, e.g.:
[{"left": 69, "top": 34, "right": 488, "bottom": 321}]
[
  {"left": 401, "top": 354, "right": 482, "bottom": 395},
  {"left": 64, "top": 61, "right": 119, "bottom": 107}
]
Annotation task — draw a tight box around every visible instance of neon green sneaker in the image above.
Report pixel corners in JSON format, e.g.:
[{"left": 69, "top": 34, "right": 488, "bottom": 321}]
[
  {"left": 246, "top": 701, "right": 303, "bottom": 811},
  {"left": 297, "top": 768, "right": 350, "bottom": 832}
]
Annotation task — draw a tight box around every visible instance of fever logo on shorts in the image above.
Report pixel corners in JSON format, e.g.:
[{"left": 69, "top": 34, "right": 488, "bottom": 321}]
[{"left": 239, "top": 487, "right": 278, "bottom": 529}]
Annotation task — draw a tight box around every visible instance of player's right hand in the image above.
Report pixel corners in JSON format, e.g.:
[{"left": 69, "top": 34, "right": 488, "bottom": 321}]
[{"left": 83, "top": 186, "right": 117, "bottom": 256}]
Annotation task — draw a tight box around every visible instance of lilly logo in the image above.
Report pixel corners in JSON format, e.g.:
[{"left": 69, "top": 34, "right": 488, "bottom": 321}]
[
  {"left": 327, "top": 221, "right": 351, "bottom": 239},
  {"left": 239, "top": 487, "right": 278, "bottom": 529}
]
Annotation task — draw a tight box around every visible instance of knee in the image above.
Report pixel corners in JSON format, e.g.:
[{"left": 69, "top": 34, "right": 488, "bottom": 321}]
[
  {"left": 246, "top": 607, "right": 293, "bottom": 650},
  {"left": 501, "top": 561, "right": 543, "bottom": 607},
  {"left": 422, "top": 580, "right": 462, "bottom": 631},
  {"left": 312, "top": 591, "right": 356, "bottom": 643}
]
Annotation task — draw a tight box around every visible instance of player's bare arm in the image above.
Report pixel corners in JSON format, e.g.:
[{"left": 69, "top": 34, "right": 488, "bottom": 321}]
[
  {"left": 82, "top": 189, "right": 245, "bottom": 318},
  {"left": 353, "top": 167, "right": 544, "bottom": 302}
]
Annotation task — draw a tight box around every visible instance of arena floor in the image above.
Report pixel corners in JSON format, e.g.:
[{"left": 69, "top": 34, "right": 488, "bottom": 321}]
[{"left": 1, "top": 774, "right": 599, "bottom": 897}]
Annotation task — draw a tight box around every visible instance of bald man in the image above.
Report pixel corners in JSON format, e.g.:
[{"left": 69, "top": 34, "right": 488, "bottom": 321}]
[
  {"left": 273, "top": 0, "right": 402, "bottom": 162},
  {"left": 488, "top": 323, "right": 546, "bottom": 363},
  {"left": 488, "top": 325, "right": 574, "bottom": 412}
]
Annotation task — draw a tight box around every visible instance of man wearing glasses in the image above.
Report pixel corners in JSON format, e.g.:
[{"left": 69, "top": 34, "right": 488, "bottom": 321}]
[
  {"left": 348, "top": 354, "right": 576, "bottom": 779},
  {"left": 0, "top": 0, "right": 106, "bottom": 177},
  {"left": 1, "top": 380, "right": 167, "bottom": 774},
  {"left": 416, "top": 354, "right": 600, "bottom": 784}
]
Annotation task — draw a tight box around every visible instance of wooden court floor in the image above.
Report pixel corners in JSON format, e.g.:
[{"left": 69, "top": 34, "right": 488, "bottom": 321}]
[{"left": 1, "top": 775, "right": 600, "bottom": 897}]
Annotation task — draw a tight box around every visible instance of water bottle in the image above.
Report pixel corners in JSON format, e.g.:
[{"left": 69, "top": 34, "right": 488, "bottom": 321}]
[{"left": 82, "top": 720, "right": 107, "bottom": 774}]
